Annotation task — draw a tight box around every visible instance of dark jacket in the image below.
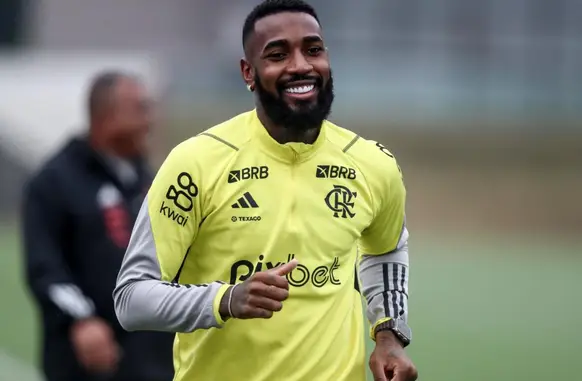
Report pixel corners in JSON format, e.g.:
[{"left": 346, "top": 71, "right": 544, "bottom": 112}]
[{"left": 21, "top": 137, "right": 174, "bottom": 381}]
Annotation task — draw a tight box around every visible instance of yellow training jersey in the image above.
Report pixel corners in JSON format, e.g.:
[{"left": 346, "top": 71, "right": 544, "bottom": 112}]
[{"left": 114, "top": 109, "right": 406, "bottom": 381}]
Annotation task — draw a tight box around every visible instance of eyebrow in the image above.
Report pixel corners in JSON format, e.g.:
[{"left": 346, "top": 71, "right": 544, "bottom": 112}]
[
  {"left": 263, "top": 39, "right": 287, "bottom": 52},
  {"left": 262, "top": 35, "right": 323, "bottom": 52},
  {"left": 303, "top": 35, "right": 323, "bottom": 44}
]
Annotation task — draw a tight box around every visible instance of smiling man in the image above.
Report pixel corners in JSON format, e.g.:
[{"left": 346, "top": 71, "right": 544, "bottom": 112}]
[{"left": 113, "top": 1, "right": 417, "bottom": 380}]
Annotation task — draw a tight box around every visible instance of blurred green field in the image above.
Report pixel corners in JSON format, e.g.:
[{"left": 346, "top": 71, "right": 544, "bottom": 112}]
[{"left": 1, "top": 224, "right": 581, "bottom": 381}]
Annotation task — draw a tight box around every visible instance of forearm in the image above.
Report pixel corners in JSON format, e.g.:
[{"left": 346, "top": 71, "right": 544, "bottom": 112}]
[
  {"left": 25, "top": 255, "right": 95, "bottom": 319},
  {"left": 26, "top": 260, "right": 95, "bottom": 319},
  {"left": 359, "top": 243, "right": 409, "bottom": 327},
  {"left": 114, "top": 278, "right": 230, "bottom": 333},
  {"left": 113, "top": 192, "right": 234, "bottom": 333},
  {"left": 46, "top": 283, "right": 96, "bottom": 319},
  {"left": 23, "top": 183, "right": 95, "bottom": 320}
]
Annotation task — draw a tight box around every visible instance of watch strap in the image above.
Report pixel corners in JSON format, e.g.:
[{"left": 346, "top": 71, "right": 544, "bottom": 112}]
[
  {"left": 372, "top": 317, "right": 412, "bottom": 347},
  {"left": 369, "top": 317, "right": 393, "bottom": 340}
]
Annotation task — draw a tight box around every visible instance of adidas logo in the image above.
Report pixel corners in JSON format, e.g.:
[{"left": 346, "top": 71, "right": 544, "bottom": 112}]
[{"left": 231, "top": 192, "right": 259, "bottom": 209}]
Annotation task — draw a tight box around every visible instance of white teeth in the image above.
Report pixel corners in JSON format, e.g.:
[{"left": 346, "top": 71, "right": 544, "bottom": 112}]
[{"left": 285, "top": 85, "right": 315, "bottom": 94}]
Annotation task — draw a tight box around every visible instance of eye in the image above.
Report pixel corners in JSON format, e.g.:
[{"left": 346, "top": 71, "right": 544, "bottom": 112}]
[
  {"left": 307, "top": 46, "right": 324, "bottom": 55},
  {"left": 267, "top": 52, "right": 286, "bottom": 61}
]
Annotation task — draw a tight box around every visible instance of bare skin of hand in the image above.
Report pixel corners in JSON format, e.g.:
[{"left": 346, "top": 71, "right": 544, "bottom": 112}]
[
  {"left": 369, "top": 331, "right": 418, "bottom": 381},
  {"left": 220, "top": 259, "right": 298, "bottom": 319},
  {"left": 70, "top": 317, "right": 120, "bottom": 374}
]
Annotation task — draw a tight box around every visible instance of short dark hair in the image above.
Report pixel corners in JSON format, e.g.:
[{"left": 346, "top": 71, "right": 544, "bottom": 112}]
[
  {"left": 242, "top": 0, "right": 320, "bottom": 50},
  {"left": 87, "top": 70, "right": 137, "bottom": 120}
]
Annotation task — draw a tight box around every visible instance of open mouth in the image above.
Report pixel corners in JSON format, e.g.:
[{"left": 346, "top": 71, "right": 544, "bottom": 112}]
[
  {"left": 285, "top": 84, "right": 315, "bottom": 94},
  {"left": 282, "top": 80, "right": 319, "bottom": 100}
]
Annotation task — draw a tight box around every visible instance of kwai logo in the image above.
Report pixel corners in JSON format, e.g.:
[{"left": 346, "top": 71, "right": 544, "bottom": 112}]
[
  {"left": 229, "top": 254, "right": 341, "bottom": 288},
  {"left": 159, "top": 201, "right": 188, "bottom": 227}
]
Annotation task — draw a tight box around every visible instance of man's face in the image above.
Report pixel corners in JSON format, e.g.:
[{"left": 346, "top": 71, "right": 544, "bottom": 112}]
[
  {"left": 242, "top": 12, "right": 334, "bottom": 131},
  {"left": 105, "top": 78, "right": 153, "bottom": 158}
]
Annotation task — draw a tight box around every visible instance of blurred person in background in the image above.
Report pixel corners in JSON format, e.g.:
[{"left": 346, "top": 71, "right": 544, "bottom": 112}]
[{"left": 21, "top": 71, "right": 175, "bottom": 381}]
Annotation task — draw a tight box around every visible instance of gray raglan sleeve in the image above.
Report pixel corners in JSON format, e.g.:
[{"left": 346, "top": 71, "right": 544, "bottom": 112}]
[
  {"left": 113, "top": 196, "right": 228, "bottom": 333},
  {"left": 359, "top": 224, "right": 410, "bottom": 327}
]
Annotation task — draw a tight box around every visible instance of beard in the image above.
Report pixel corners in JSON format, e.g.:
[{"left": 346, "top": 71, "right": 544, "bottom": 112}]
[{"left": 254, "top": 71, "right": 334, "bottom": 132}]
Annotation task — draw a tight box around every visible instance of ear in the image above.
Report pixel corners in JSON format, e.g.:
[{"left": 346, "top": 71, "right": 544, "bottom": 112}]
[{"left": 240, "top": 58, "right": 255, "bottom": 91}]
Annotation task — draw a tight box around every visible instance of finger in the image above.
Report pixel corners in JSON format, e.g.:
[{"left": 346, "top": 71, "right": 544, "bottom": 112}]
[
  {"left": 249, "top": 295, "right": 284, "bottom": 312},
  {"left": 390, "top": 366, "right": 417, "bottom": 381},
  {"left": 78, "top": 354, "right": 94, "bottom": 370},
  {"left": 99, "top": 346, "right": 120, "bottom": 373},
  {"left": 255, "top": 308, "right": 274, "bottom": 319},
  {"left": 389, "top": 371, "right": 405, "bottom": 381},
  {"left": 110, "top": 343, "right": 121, "bottom": 364},
  {"left": 94, "top": 347, "right": 115, "bottom": 367},
  {"left": 369, "top": 359, "right": 388, "bottom": 381},
  {"left": 253, "top": 282, "right": 290, "bottom": 301},
  {"left": 256, "top": 272, "right": 290, "bottom": 289},
  {"left": 240, "top": 305, "right": 274, "bottom": 319},
  {"left": 373, "top": 372, "right": 389, "bottom": 381},
  {"left": 269, "top": 259, "right": 298, "bottom": 276}
]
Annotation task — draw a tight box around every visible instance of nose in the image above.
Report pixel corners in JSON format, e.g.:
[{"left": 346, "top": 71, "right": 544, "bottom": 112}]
[{"left": 287, "top": 51, "right": 313, "bottom": 75}]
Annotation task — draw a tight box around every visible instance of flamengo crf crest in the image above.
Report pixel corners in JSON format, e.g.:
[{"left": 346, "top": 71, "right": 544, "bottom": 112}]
[{"left": 325, "top": 185, "right": 357, "bottom": 218}]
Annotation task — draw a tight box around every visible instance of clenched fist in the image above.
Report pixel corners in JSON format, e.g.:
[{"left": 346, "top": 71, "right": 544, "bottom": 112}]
[
  {"left": 220, "top": 259, "right": 298, "bottom": 320},
  {"left": 70, "top": 317, "right": 120, "bottom": 374},
  {"left": 370, "top": 331, "right": 418, "bottom": 381}
]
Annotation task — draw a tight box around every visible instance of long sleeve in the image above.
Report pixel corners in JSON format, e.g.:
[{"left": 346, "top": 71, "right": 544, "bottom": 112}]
[
  {"left": 22, "top": 172, "right": 95, "bottom": 320},
  {"left": 357, "top": 142, "right": 410, "bottom": 335},
  {"left": 113, "top": 142, "right": 230, "bottom": 333},
  {"left": 359, "top": 237, "right": 409, "bottom": 329}
]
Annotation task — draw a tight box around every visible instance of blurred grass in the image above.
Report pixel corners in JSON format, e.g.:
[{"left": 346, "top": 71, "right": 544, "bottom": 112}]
[
  {"left": 1, "top": 223, "right": 581, "bottom": 380},
  {"left": 0, "top": 224, "right": 38, "bottom": 364}
]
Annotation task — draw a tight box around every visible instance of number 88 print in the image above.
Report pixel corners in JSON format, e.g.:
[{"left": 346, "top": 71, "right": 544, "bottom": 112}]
[{"left": 165, "top": 172, "right": 199, "bottom": 212}]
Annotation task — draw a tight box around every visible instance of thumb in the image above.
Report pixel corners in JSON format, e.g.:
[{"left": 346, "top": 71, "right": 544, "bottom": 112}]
[{"left": 270, "top": 259, "right": 298, "bottom": 276}]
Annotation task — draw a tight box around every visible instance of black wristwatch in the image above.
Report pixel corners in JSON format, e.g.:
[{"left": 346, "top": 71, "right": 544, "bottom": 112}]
[{"left": 373, "top": 318, "right": 412, "bottom": 348}]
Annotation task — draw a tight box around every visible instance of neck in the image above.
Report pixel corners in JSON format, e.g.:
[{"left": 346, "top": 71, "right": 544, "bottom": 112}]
[
  {"left": 89, "top": 130, "right": 121, "bottom": 158},
  {"left": 256, "top": 107, "right": 321, "bottom": 145}
]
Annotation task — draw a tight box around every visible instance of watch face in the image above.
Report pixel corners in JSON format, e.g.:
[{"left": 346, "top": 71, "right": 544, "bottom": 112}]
[
  {"left": 376, "top": 319, "right": 411, "bottom": 346},
  {"left": 395, "top": 319, "right": 412, "bottom": 340}
]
